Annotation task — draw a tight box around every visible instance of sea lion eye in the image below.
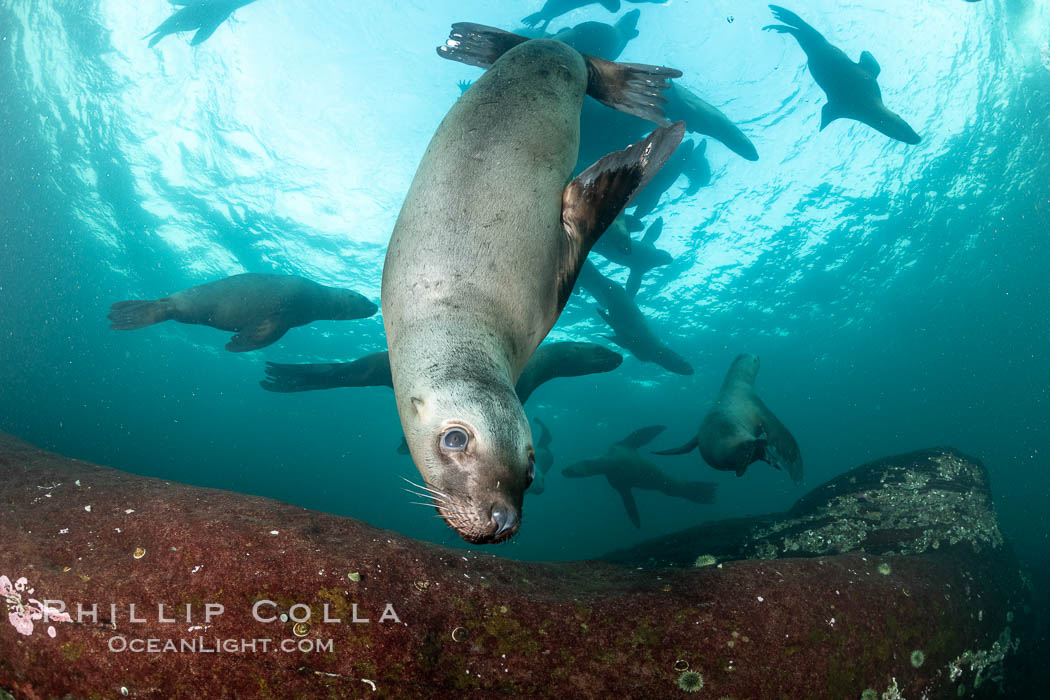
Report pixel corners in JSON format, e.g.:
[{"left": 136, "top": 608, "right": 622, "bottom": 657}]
[{"left": 441, "top": 428, "right": 468, "bottom": 451}]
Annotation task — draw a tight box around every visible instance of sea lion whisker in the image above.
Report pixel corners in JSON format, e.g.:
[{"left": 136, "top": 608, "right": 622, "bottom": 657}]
[
  {"left": 400, "top": 476, "right": 452, "bottom": 500},
  {"left": 401, "top": 488, "right": 452, "bottom": 505}
]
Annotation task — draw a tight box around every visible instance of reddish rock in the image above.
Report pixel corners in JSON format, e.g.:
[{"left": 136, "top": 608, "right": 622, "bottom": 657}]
[{"left": 0, "top": 433, "right": 1032, "bottom": 699}]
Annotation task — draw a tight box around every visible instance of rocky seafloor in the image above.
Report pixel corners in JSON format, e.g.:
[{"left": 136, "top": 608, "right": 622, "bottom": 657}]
[{"left": 0, "top": 432, "right": 1035, "bottom": 699}]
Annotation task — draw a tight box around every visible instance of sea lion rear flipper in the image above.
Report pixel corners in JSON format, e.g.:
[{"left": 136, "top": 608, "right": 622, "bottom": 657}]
[
  {"left": 820, "top": 102, "right": 847, "bottom": 131},
  {"left": 652, "top": 434, "right": 699, "bottom": 456},
  {"left": 759, "top": 410, "right": 803, "bottom": 485},
  {"left": 582, "top": 55, "right": 681, "bottom": 125},
  {"left": 859, "top": 50, "right": 881, "bottom": 78},
  {"left": 557, "top": 122, "right": 686, "bottom": 309},
  {"left": 764, "top": 6, "right": 822, "bottom": 41},
  {"left": 436, "top": 23, "right": 530, "bottom": 70},
  {"left": 108, "top": 299, "right": 173, "bottom": 330},
  {"left": 615, "top": 486, "right": 642, "bottom": 528},
  {"left": 226, "top": 318, "right": 287, "bottom": 352},
  {"left": 617, "top": 425, "right": 666, "bottom": 449}
]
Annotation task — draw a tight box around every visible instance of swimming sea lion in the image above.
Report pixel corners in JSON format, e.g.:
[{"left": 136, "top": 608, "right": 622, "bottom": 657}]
[
  {"left": 521, "top": 0, "right": 621, "bottom": 31},
  {"left": 665, "top": 83, "right": 759, "bottom": 161},
  {"left": 108, "top": 273, "right": 377, "bottom": 352},
  {"left": 261, "top": 351, "right": 393, "bottom": 392},
  {"left": 260, "top": 341, "right": 622, "bottom": 396},
  {"left": 577, "top": 260, "right": 694, "bottom": 374},
  {"left": 654, "top": 353, "right": 803, "bottom": 484},
  {"left": 144, "top": 0, "right": 258, "bottom": 47},
  {"left": 763, "top": 5, "right": 921, "bottom": 144},
  {"left": 562, "top": 425, "right": 717, "bottom": 527},
  {"left": 590, "top": 216, "right": 673, "bottom": 297},
  {"left": 551, "top": 9, "right": 640, "bottom": 61},
  {"left": 384, "top": 26, "right": 684, "bottom": 544},
  {"left": 527, "top": 417, "right": 555, "bottom": 495}
]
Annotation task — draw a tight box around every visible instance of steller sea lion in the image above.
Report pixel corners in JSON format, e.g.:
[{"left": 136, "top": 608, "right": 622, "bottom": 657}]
[
  {"left": 589, "top": 215, "right": 673, "bottom": 298},
  {"left": 108, "top": 273, "right": 377, "bottom": 352},
  {"left": 144, "top": 0, "right": 259, "bottom": 47},
  {"left": 654, "top": 353, "right": 803, "bottom": 484},
  {"left": 562, "top": 425, "right": 717, "bottom": 527},
  {"left": 551, "top": 9, "right": 640, "bottom": 61},
  {"left": 763, "top": 5, "right": 921, "bottom": 144},
  {"left": 577, "top": 260, "right": 694, "bottom": 374},
  {"left": 383, "top": 26, "right": 684, "bottom": 543},
  {"left": 521, "top": 0, "right": 621, "bottom": 31},
  {"left": 260, "top": 341, "right": 622, "bottom": 397}
]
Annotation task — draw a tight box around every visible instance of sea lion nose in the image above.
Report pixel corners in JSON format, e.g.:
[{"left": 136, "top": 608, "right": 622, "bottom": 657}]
[{"left": 490, "top": 504, "right": 519, "bottom": 537}]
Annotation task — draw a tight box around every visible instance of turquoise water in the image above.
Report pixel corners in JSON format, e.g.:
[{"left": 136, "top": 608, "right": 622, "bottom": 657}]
[{"left": 0, "top": 0, "right": 1047, "bottom": 579}]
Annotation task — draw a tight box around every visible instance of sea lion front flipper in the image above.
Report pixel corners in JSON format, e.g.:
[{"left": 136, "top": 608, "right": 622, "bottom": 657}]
[
  {"left": 558, "top": 122, "right": 686, "bottom": 308},
  {"left": 820, "top": 102, "right": 847, "bottom": 131},
  {"left": 652, "top": 434, "right": 699, "bottom": 456},
  {"left": 757, "top": 409, "right": 803, "bottom": 485},
  {"left": 614, "top": 485, "right": 642, "bottom": 528},
  {"left": 191, "top": 14, "right": 227, "bottom": 45},
  {"left": 226, "top": 318, "right": 287, "bottom": 352},
  {"left": 436, "top": 23, "right": 530, "bottom": 69},
  {"left": 582, "top": 56, "right": 681, "bottom": 125},
  {"left": 859, "top": 50, "right": 881, "bottom": 78},
  {"left": 617, "top": 425, "right": 666, "bottom": 449}
]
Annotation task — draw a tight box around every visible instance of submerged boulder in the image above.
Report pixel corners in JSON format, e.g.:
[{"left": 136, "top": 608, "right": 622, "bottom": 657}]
[{"left": 0, "top": 434, "right": 1033, "bottom": 698}]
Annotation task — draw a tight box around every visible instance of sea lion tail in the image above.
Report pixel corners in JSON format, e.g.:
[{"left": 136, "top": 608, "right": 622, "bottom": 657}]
[
  {"left": 677, "top": 480, "right": 717, "bottom": 504},
  {"left": 107, "top": 299, "right": 173, "bottom": 330},
  {"left": 436, "top": 23, "right": 530, "bottom": 70},
  {"left": 583, "top": 55, "right": 682, "bottom": 124}
]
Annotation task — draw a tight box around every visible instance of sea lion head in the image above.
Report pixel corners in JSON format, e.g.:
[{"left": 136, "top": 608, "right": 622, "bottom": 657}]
[
  {"left": 729, "top": 353, "right": 760, "bottom": 384},
  {"left": 405, "top": 378, "right": 534, "bottom": 544},
  {"left": 329, "top": 288, "right": 379, "bottom": 320}
]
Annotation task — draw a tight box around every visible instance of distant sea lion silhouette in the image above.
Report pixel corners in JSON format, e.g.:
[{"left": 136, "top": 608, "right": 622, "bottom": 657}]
[
  {"left": 665, "top": 83, "right": 759, "bottom": 161},
  {"left": 144, "top": 0, "right": 259, "bottom": 48},
  {"left": 577, "top": 260, "right": 693, "bottom": 374},
  {"left": 763, "top": 5, "right": 921, "bottom": 144},
  {"left": 562, "top": 425, "right": 717, "bottom": 527},
  {"left": 108, "top": 273, "right": 377, "bottom": 352},
  {"left": 260, "top": 342, "right": 623, "bottom": 397},
  {"left": 551, "top": 9, "right": 640, "bottom": 61},
  {"left": 655, "top": 353, "right": 803, "bottom": 484},
  {"left": 522, "top": 0, "right": 621, "bottom": 31},
  {"left": 385, "top": 26, "right": 683, "bottom": 543},
  {"left": 590, "top": 215, "right": 673, "bottom": 297}
]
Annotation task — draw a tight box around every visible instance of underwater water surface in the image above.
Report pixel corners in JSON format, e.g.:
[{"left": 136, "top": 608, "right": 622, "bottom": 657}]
[{"left": 0, "top": 0, "right": 1047, "bottom": 592}]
